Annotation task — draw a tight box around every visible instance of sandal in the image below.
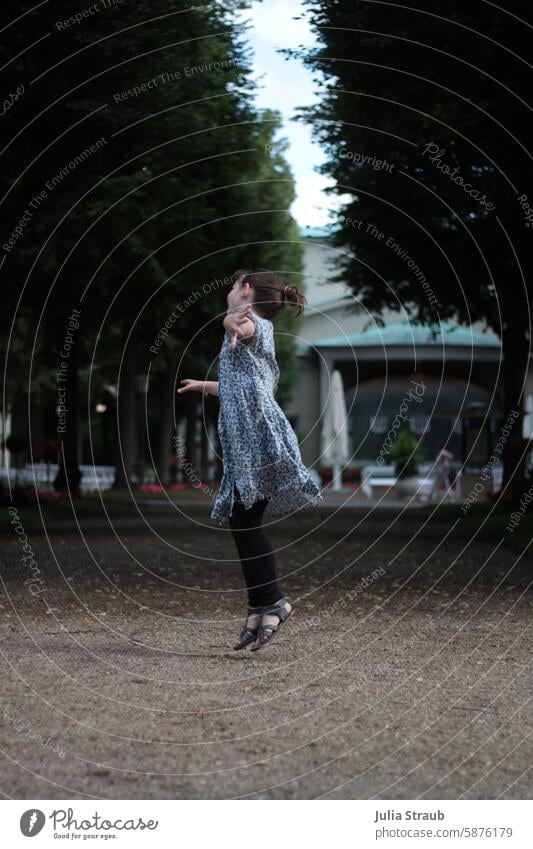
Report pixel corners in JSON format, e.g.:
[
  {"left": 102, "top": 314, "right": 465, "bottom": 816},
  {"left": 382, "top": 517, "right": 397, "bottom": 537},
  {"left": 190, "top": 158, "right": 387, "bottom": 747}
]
[
  {"left": 233, "top": 609, "right": 262, "bottom": 650},
  {"left": 250, "top": 597, "right": 294, "bottom": 651}
]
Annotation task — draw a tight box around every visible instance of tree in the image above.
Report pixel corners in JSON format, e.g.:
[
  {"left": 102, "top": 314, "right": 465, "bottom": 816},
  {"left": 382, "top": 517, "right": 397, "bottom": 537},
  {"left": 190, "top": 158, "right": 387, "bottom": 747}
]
[
  {"left": 1, "top": 1, "right": 304, "bottom": 493},
  {"left": 292, "top": 0, "right": 533, "bottom": 496}
]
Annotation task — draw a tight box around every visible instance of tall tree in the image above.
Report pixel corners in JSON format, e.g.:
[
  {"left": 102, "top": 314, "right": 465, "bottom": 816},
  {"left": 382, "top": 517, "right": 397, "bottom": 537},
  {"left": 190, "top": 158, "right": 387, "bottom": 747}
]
[
  {"left": 1, "top": 1, "right": 303, "bottom": 492},
  {"left": 292, "top": 0, "right": 533, "bottom": 496}
]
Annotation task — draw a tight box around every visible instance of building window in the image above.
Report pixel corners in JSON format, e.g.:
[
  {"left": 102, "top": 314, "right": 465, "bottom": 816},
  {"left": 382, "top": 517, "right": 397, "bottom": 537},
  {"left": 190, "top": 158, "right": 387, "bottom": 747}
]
[
  {"left": 370, "top": 415, "right": 388, "bottom": 434},
  {"left": 410, "top": 414, "right": 430, "bottom": 434}
]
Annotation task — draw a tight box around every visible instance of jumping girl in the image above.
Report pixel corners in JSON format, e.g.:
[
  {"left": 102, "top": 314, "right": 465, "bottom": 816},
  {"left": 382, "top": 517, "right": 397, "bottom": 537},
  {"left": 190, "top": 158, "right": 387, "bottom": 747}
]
[{"left": 177, "top": 269, "right": 323, "bottom": 651}]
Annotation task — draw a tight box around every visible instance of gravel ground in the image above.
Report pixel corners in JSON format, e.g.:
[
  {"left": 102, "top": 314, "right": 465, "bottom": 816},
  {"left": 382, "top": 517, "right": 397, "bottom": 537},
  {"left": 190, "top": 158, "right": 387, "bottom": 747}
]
[{"left": 1, "top": 500, "right": 531, "bottom": 799}]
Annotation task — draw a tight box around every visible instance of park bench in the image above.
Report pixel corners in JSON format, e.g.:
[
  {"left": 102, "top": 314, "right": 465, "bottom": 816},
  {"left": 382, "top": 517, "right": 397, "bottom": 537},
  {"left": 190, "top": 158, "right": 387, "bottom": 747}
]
[
  {"left": 361, "top": 463, "right": 463, "bottom": 501},
  {"left": 0, "top": 463, "right": 116, "bottom": 493}
]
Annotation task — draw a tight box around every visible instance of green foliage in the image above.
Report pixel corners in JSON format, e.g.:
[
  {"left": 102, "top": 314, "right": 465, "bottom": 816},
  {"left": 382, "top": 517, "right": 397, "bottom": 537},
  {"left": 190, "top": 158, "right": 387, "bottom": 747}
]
[
  {"left": 1, "top": 1, "right": 303, "bottom": 438},
  {"left": 389, "top": 430, "right": 424, "bottom": 478},
  {"left": 292, "top": 0, "right": 532, "bottom": 330},
  {"left": 292, "top": 1, "right": 533, "bottom": 488}
]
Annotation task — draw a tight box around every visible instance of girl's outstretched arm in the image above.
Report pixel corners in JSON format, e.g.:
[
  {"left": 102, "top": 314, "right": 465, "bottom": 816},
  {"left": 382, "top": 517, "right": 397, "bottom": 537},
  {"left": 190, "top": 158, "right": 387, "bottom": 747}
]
[{"left": 177, "top": 379, "right": 219, "bottom": 397}]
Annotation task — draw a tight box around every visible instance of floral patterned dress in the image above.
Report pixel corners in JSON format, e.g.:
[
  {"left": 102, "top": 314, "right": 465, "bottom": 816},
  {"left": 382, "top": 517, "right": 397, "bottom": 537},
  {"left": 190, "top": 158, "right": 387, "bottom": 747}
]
[{"left": 210, "top": 310, "right": 323, "bottom": 525}]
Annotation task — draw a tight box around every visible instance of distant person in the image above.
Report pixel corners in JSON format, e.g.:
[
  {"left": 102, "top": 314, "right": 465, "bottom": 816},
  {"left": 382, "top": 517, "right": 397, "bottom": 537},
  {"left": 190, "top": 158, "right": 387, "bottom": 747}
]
[
  {"left": 178, "top": 269, "right": 323, "bottom": 650},
  {"left": 434, "top": 444, "right": 454, "bottom": 498}
]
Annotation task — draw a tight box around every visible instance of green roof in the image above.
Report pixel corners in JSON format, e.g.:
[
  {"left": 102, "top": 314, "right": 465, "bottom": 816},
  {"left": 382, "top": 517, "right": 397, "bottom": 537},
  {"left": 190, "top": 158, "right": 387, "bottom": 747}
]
[{"left": 297, "top": 320, "right": 500, "bottom": 350}]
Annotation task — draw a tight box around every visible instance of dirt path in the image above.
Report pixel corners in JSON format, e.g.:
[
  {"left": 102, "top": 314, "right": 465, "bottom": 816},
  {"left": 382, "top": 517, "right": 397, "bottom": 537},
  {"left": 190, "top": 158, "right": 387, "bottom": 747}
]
[{"left": 1, "top": 503, "right": 531, "bottom": 799}]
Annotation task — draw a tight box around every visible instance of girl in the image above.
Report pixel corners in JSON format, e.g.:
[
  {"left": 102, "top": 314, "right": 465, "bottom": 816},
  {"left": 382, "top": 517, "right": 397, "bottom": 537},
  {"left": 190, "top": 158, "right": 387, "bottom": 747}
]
[{"left": 177, "top": 269, "right": 323, "bottom": 651}]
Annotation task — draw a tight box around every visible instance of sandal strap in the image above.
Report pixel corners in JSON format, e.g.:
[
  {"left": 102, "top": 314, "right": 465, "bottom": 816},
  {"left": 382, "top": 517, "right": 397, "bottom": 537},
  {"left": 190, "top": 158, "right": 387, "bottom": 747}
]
[
  {"left": 251, "top": 603, "right": 293, "bottom": 650},
  {"left": 257, "top": 600, "right": 292, "bottom": 637},
  {"left": 255, "top": 597, "right": 291, "bottom": 620},
  {"left": 270, "top": 599, "right": 291, "bottom": 622}
]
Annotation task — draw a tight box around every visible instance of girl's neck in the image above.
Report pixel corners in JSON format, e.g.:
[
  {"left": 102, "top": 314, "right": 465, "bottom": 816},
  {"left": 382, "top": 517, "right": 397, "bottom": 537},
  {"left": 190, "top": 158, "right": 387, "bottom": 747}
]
[{"left": 227, "top": 302, "right": 255, "bottom": 315}]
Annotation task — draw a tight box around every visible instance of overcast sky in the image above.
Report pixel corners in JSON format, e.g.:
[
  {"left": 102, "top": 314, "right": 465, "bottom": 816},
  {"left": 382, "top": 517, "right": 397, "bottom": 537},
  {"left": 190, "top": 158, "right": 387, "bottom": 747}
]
[{"left": 236, "top": 0, "right": 337, "bottom": 227}]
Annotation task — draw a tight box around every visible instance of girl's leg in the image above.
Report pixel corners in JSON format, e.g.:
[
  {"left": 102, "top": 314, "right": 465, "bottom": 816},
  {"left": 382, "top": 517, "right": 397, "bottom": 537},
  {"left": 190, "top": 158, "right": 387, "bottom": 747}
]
[{"left": 229, "top": 484, "right": 282, "bottom": 607}]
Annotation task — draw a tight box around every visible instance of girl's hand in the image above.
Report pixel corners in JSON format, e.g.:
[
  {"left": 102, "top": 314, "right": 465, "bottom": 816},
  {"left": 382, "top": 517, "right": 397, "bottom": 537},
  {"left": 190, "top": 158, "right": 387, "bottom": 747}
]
[
  {"left": 224, "top": 304, "right": 254, "bottom": 351},
  {"left": 177, "top": 379, "right": 204, "bottom": 394}
]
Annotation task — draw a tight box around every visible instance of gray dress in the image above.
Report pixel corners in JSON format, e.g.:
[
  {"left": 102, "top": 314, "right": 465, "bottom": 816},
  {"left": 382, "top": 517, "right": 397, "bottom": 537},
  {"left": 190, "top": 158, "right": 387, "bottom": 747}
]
[{"left": 211, "top": 311, "right": 323, "bottom": 525}]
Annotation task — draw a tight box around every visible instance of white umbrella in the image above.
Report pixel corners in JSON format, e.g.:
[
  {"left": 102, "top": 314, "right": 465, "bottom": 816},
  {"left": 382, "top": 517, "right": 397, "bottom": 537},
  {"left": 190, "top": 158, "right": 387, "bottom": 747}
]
[{"left": 321, "top": 369, "right": 350, "bottom": 491}]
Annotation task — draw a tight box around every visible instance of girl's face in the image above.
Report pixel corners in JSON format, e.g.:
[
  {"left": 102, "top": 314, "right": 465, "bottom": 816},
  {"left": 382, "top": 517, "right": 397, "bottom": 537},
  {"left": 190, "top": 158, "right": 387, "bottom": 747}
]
[{"left": 227, "top": 275, "right": 253, "bottom": 311}]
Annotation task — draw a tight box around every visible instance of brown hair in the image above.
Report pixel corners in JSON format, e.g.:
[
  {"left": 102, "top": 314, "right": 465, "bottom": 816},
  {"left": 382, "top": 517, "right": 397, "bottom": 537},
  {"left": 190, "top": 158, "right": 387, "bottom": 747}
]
[{"left": 231, "top": 268, "right": 306, "bottom": 319}]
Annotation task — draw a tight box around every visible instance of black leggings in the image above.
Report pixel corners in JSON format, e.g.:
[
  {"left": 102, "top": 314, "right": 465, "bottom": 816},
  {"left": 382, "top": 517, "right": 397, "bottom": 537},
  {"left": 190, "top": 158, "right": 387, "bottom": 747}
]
[{"left": 229, "top": 484, "right": 282, "bottom": 608}]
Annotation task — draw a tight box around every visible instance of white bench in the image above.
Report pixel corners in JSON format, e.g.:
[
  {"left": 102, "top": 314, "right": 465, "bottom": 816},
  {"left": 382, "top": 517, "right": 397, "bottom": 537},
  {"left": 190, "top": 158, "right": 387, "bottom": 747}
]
[
  {"left": 361, "top": 465, "right": 396, "bottom": 498},
  {"left": 0, "top": 463, "right": 116, "bottom": 493},
  {"left": 361, "top": 463, "right": 462, "bottom": 501}
]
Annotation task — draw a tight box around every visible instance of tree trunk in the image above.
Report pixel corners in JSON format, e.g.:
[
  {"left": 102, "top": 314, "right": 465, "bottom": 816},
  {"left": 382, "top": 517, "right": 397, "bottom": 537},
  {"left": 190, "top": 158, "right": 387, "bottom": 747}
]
[
  {"left": 501, "top": 324, "right": 530, "bottom": 497},
  {"left": 185, "top": 399, "right": 198, "bottom": 484},
  {"left": 200, "top": 414, "right": 209, "bottom": 482},
  {"left": 113, "top": 339, "right": 138, "bottom": 489},
  {"left": 155, "top": 352, "right": 179, "bottom": 485}
]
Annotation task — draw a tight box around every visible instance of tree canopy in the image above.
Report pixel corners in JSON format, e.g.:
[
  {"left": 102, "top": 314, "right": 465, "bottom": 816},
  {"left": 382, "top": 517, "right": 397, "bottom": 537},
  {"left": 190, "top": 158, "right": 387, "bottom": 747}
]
[
  {"left": 1, "top": 1, "right": 303, "bottom": 490},
  {"left": 291, "top": 0, "right": 533, "bottom": 490}
]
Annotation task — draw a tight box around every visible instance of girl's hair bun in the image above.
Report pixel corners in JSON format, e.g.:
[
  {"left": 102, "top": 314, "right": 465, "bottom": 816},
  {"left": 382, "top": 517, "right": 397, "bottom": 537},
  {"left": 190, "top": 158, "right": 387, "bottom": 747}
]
[{"left": 232, "top": 268, "right": 306, "bottom": 319}]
